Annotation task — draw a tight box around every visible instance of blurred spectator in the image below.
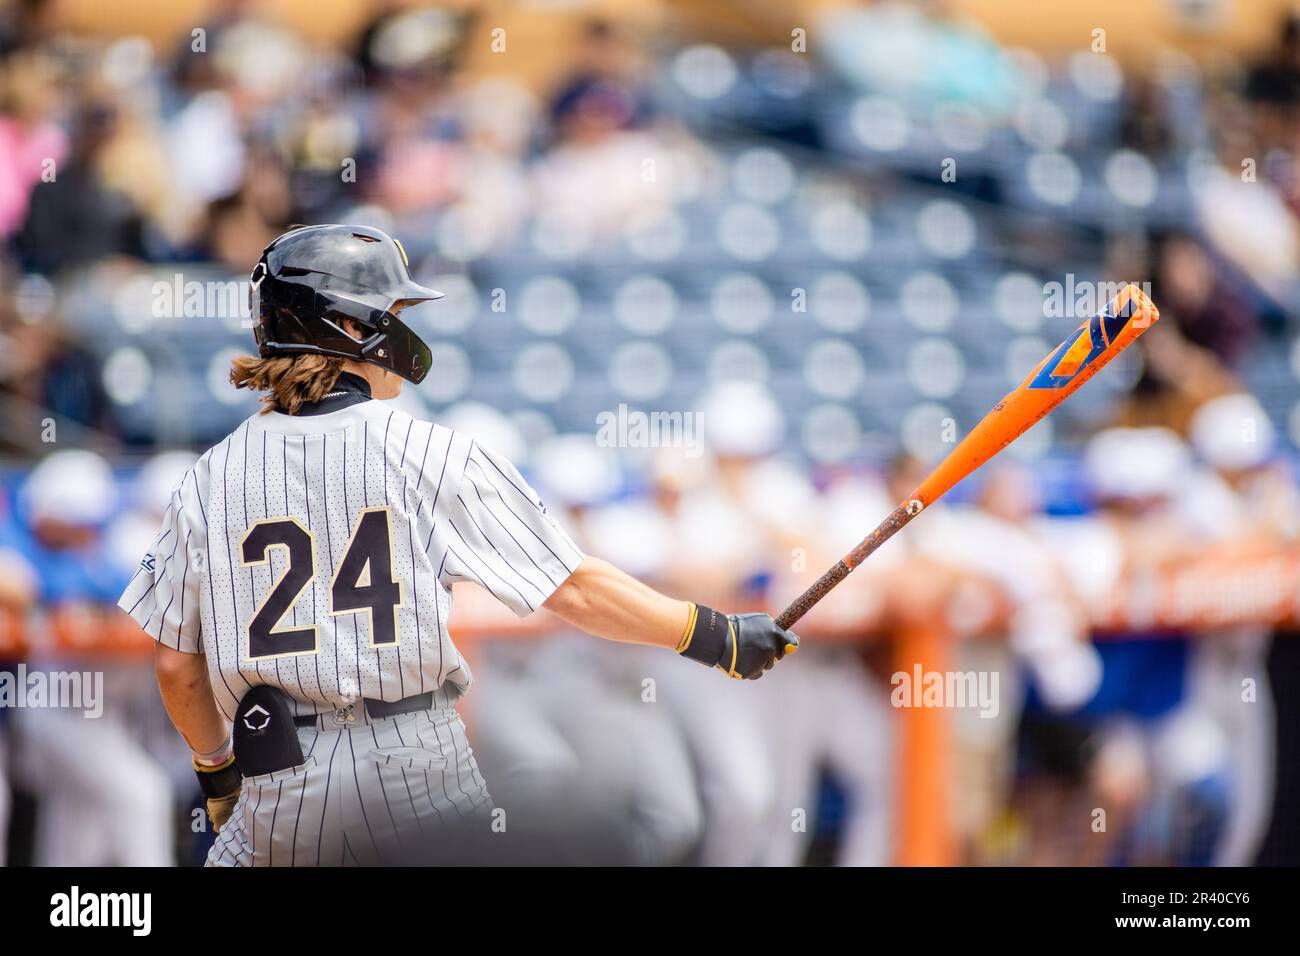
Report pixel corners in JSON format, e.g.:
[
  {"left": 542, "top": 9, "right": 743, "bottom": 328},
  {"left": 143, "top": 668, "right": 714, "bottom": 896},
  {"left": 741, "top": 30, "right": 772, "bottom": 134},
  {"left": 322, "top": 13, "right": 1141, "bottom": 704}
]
[
  {"left": 0, "top": 0, "right": 57, "bottom": 60},
  {"left": 360, "top": 7, "right": 465, "bottom": 221},
  {"left": 816, "top": 0, "right": 1021, "bottom": 114},
  {"left": 531, "top": 18, "right": 668, "bottom": 237},
  {"left": 16, "top": 101, "right": 145, "bottom": 274},
  {"left": 1150, "top": 231, "right": 1257, "bottom": 369},
  {"left": 547, "top": 19, "right": 653, "bottom": 135},
  {"left": 1119, "top": 73, "right": 1177, "bottom": 159},
  {"left": 201, "top": 144, "right": 290, "bottom": 271},
  {"left": 0, "top": 299, "right": 116, "bottom": 438},
  {"left": 0, "top": 51, "right": 67, "bottom": 238},
  {"left": 1245, "top": 14, "right": 1300, "bottom": 117},
  {"left": 1192, "top": 128, "right": 1300, "bottom": 303}
]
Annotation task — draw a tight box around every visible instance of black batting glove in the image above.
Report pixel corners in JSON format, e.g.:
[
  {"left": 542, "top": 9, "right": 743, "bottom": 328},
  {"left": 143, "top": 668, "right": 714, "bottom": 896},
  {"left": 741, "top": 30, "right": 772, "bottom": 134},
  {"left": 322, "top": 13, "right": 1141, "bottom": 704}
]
[
  {"left": 194, "top": 753, "right": 242, "bottom": 833},
  {"left": 676, "top": 604, "right": 799, "bottom": 680}
]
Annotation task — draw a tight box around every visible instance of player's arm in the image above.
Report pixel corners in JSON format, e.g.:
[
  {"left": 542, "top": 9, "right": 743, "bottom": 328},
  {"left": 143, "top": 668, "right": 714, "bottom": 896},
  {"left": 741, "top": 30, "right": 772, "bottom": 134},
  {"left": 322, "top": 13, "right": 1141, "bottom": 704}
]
[
  {"left": 543, "top": 555, "right": 798, "bottom": 680},
  {"left": 118, "top": 465, "right": 240, "bottom": 830},
  {"left": 447, "top": 439, "right": 798, "bottom": 680},
  {"left": 153, "top": 643, "right": 242, "bottom": 830},
  {"left": 542, "top": 556, "right": 689, "bottom": 647},
  {"left": 154, "top": 644, "right": 227, "bottom": 756}
]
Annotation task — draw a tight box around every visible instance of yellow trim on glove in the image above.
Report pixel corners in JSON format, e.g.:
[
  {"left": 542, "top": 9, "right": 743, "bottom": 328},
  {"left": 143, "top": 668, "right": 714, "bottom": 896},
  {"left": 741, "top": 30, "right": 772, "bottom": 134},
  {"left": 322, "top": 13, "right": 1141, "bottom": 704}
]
[
  {"left": 723, "top": 619, "right": 741, "bottom": 678},
  {"left": 676, "top": 602, "right": 699, "bottom": 654}
]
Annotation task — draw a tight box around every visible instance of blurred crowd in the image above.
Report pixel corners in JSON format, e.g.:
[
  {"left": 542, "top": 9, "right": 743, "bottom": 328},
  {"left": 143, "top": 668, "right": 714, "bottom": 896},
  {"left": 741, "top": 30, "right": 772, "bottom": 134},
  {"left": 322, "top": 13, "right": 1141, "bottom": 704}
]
[
  {"left": 1, "top": 0, "right": 1300, "bottom": 865},
  {"left": 0, "top": 0, "right": 687, "bottom": 448}
]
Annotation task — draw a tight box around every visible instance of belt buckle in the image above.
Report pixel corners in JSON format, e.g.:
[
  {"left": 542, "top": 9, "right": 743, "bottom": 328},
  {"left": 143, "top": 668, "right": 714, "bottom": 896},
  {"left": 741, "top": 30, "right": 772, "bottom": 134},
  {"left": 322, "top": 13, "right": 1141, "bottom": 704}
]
[{"left": 334, "top": 703, "right": 358, "bottom": 725}]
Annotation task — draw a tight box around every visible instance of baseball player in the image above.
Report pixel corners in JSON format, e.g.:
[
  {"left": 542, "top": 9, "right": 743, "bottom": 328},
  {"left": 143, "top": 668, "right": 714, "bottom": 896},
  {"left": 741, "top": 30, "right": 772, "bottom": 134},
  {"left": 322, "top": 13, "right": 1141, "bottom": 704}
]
[
  {"left": 12, "top": 451, "right": 174, "bottom": 866},
  {"left": 1181, "top": 393, "right": 1291, "bottom": 865},
  {"left": 117, "top": 223, "right": 799, "bottom": 866},
  {"left": 0, "top": 486, "right": 38, "bottom": 866},
  {"left": 469, "top": 431, "right": 705, "bottom": 865}
]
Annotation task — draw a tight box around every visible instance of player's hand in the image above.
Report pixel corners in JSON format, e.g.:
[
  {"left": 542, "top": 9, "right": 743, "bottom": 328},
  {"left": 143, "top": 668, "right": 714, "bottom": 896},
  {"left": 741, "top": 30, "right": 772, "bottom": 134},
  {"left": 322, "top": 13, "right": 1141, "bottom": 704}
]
[
  {"left": 676, "top": 604, "right": 799, "bottom": 680},
  {"left": 205, "top": 791, "right": 240, "bottom": 833},
  {"left": 194, "top": 754, "right": 242, "bottom": 833}
]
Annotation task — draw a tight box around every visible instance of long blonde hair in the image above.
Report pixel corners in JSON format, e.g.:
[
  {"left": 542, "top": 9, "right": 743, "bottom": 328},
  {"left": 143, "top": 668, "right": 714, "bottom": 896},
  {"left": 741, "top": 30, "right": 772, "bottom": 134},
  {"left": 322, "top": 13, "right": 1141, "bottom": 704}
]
[{"left": 229, "top": 353, "right": 346, "bottom": 415}]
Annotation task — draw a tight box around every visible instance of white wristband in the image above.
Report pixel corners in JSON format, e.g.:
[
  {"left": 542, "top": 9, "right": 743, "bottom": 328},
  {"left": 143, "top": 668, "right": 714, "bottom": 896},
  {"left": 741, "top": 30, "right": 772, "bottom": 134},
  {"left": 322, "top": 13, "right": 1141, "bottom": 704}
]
[{"left": 193, "top": 735, "right": 233, "bottom": 767}]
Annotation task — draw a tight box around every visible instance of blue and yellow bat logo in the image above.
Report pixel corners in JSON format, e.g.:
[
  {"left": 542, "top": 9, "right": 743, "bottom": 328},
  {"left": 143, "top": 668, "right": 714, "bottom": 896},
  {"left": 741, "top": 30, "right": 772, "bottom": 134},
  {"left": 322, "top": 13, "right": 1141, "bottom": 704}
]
[{"left": 1027, "top": 295, "right": 1139, "bottom": 390}]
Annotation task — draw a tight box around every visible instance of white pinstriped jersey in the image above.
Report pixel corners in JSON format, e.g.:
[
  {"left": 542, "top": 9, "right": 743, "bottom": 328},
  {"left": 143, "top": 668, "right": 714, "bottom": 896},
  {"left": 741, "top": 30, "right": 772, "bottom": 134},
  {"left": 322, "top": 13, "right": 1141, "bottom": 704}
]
[{"left": 118, "top": 398, "right": 585, "bottom": 722}]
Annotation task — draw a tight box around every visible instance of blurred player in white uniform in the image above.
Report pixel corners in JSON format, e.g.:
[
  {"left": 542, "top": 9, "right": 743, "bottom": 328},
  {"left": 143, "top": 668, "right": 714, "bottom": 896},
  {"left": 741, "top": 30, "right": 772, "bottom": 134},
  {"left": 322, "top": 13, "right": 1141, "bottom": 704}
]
[
  {"left": 1041, "top": 428, "right": 1230, "bottom": 864},
  {"left": 758, "top": 462, "right": 897, "bottom": 867},
  {"left": 1181, "top": 393, "right": 1293, "bottom": 864},
  {"left": 13, "top": 451, "right": 173, "bottom": 865},
  {"left": 0, "top": 496, "right": 39, "bottom": 866},
  {"left": 479, "top": 433, "right": 704, "bottom": 864},
  {"left": 450, "top": 420, "right": 703, "bottom": 864},
  {"left": 107, "top": 452, "right": 210, "bottom": 819},
  {"left": 644, "top": 384, "right": 803, "bottom": 866}
]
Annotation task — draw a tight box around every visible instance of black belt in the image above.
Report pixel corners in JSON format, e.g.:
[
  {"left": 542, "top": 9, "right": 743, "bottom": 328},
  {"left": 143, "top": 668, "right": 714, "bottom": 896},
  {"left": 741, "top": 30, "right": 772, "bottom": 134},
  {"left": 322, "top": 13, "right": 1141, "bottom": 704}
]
[{"left": 294, "top": 692, "right": 435, "bottom": 727}]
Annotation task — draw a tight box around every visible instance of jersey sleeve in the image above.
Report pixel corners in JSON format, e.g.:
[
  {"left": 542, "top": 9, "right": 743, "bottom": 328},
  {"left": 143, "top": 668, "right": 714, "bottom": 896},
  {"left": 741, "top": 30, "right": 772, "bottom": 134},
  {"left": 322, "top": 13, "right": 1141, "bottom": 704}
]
[
  {"left": 436, "top": 438, "right": 585, "bottom": 617},
  {"left": 117, "top": 472, "right": 205, "bottom": 653}
]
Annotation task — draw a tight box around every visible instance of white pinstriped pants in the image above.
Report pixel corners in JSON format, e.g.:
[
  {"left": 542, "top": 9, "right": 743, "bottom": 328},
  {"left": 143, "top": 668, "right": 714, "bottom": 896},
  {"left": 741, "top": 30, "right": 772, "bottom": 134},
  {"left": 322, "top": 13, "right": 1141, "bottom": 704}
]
[{"left": 207, "top": 693, "right": 492, "bottom": 867}]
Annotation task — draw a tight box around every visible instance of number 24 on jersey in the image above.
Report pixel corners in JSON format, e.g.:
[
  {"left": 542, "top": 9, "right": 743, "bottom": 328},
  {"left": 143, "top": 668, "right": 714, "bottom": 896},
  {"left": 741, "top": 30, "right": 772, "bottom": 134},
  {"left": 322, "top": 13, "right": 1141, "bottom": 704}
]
[{"left": 240, "top": 507, "right": 403, "bottom": 660}]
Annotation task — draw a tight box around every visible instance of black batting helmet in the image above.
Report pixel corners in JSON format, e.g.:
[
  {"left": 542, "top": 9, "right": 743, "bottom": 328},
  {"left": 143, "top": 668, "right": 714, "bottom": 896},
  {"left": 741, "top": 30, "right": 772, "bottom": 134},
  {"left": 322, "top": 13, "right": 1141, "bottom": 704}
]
[{"left": 249, "top": 224, "right": 444, "bottom": 384}]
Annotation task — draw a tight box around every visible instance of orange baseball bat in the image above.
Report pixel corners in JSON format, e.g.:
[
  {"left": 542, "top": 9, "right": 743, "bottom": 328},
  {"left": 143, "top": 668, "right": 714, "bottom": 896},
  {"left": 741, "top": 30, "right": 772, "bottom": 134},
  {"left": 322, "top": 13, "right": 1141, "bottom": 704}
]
[{"left": 776, "top": 283, "right": 1160, "bottom": 630}]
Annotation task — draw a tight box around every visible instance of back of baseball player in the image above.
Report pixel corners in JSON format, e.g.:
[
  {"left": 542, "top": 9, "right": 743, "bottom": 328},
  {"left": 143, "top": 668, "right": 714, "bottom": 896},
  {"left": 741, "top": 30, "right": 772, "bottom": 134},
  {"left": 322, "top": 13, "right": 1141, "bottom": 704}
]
[{"left": 120, "top": 226, "right": 587, "bottom": 864}]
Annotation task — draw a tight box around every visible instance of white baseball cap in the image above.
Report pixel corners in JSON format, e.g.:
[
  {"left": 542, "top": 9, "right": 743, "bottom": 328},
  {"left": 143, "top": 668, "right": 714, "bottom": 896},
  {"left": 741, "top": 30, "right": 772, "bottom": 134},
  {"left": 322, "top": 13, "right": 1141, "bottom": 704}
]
[
  {"left": 532, "top": 434, "right": 622, "bottom": 509},
  {"left": 440, "top": 401, "right": 528, "bottom": 465},
  {"left": 23, "top": 449, "right": 116, "bottom": 527},
  {"left": 135, "top": 450, "right": 199, "bottom": 513},
  {"left": 1084, "top": 426, "right": 1190, "bottom": 502},
  {"left": 698, "top": 382, "right": 785, "bottom": 458},
  {"left": 1189, "top": 392, "right": 1276, "bottom": 472}
]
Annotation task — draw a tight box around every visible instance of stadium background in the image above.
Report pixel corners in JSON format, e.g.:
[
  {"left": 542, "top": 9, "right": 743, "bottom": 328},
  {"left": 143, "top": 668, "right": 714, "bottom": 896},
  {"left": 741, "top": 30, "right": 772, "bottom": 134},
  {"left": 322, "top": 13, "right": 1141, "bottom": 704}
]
[{"left": 1, "top": 0, "right": 1299, "bottom": 866}]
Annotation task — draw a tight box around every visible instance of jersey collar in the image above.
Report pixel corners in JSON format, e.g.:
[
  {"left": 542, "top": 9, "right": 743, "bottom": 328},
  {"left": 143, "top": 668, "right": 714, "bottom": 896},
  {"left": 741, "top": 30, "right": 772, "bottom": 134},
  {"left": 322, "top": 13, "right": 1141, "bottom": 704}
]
[{"left": 291, "top": 372, "right": 373, "bottom": 416}]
